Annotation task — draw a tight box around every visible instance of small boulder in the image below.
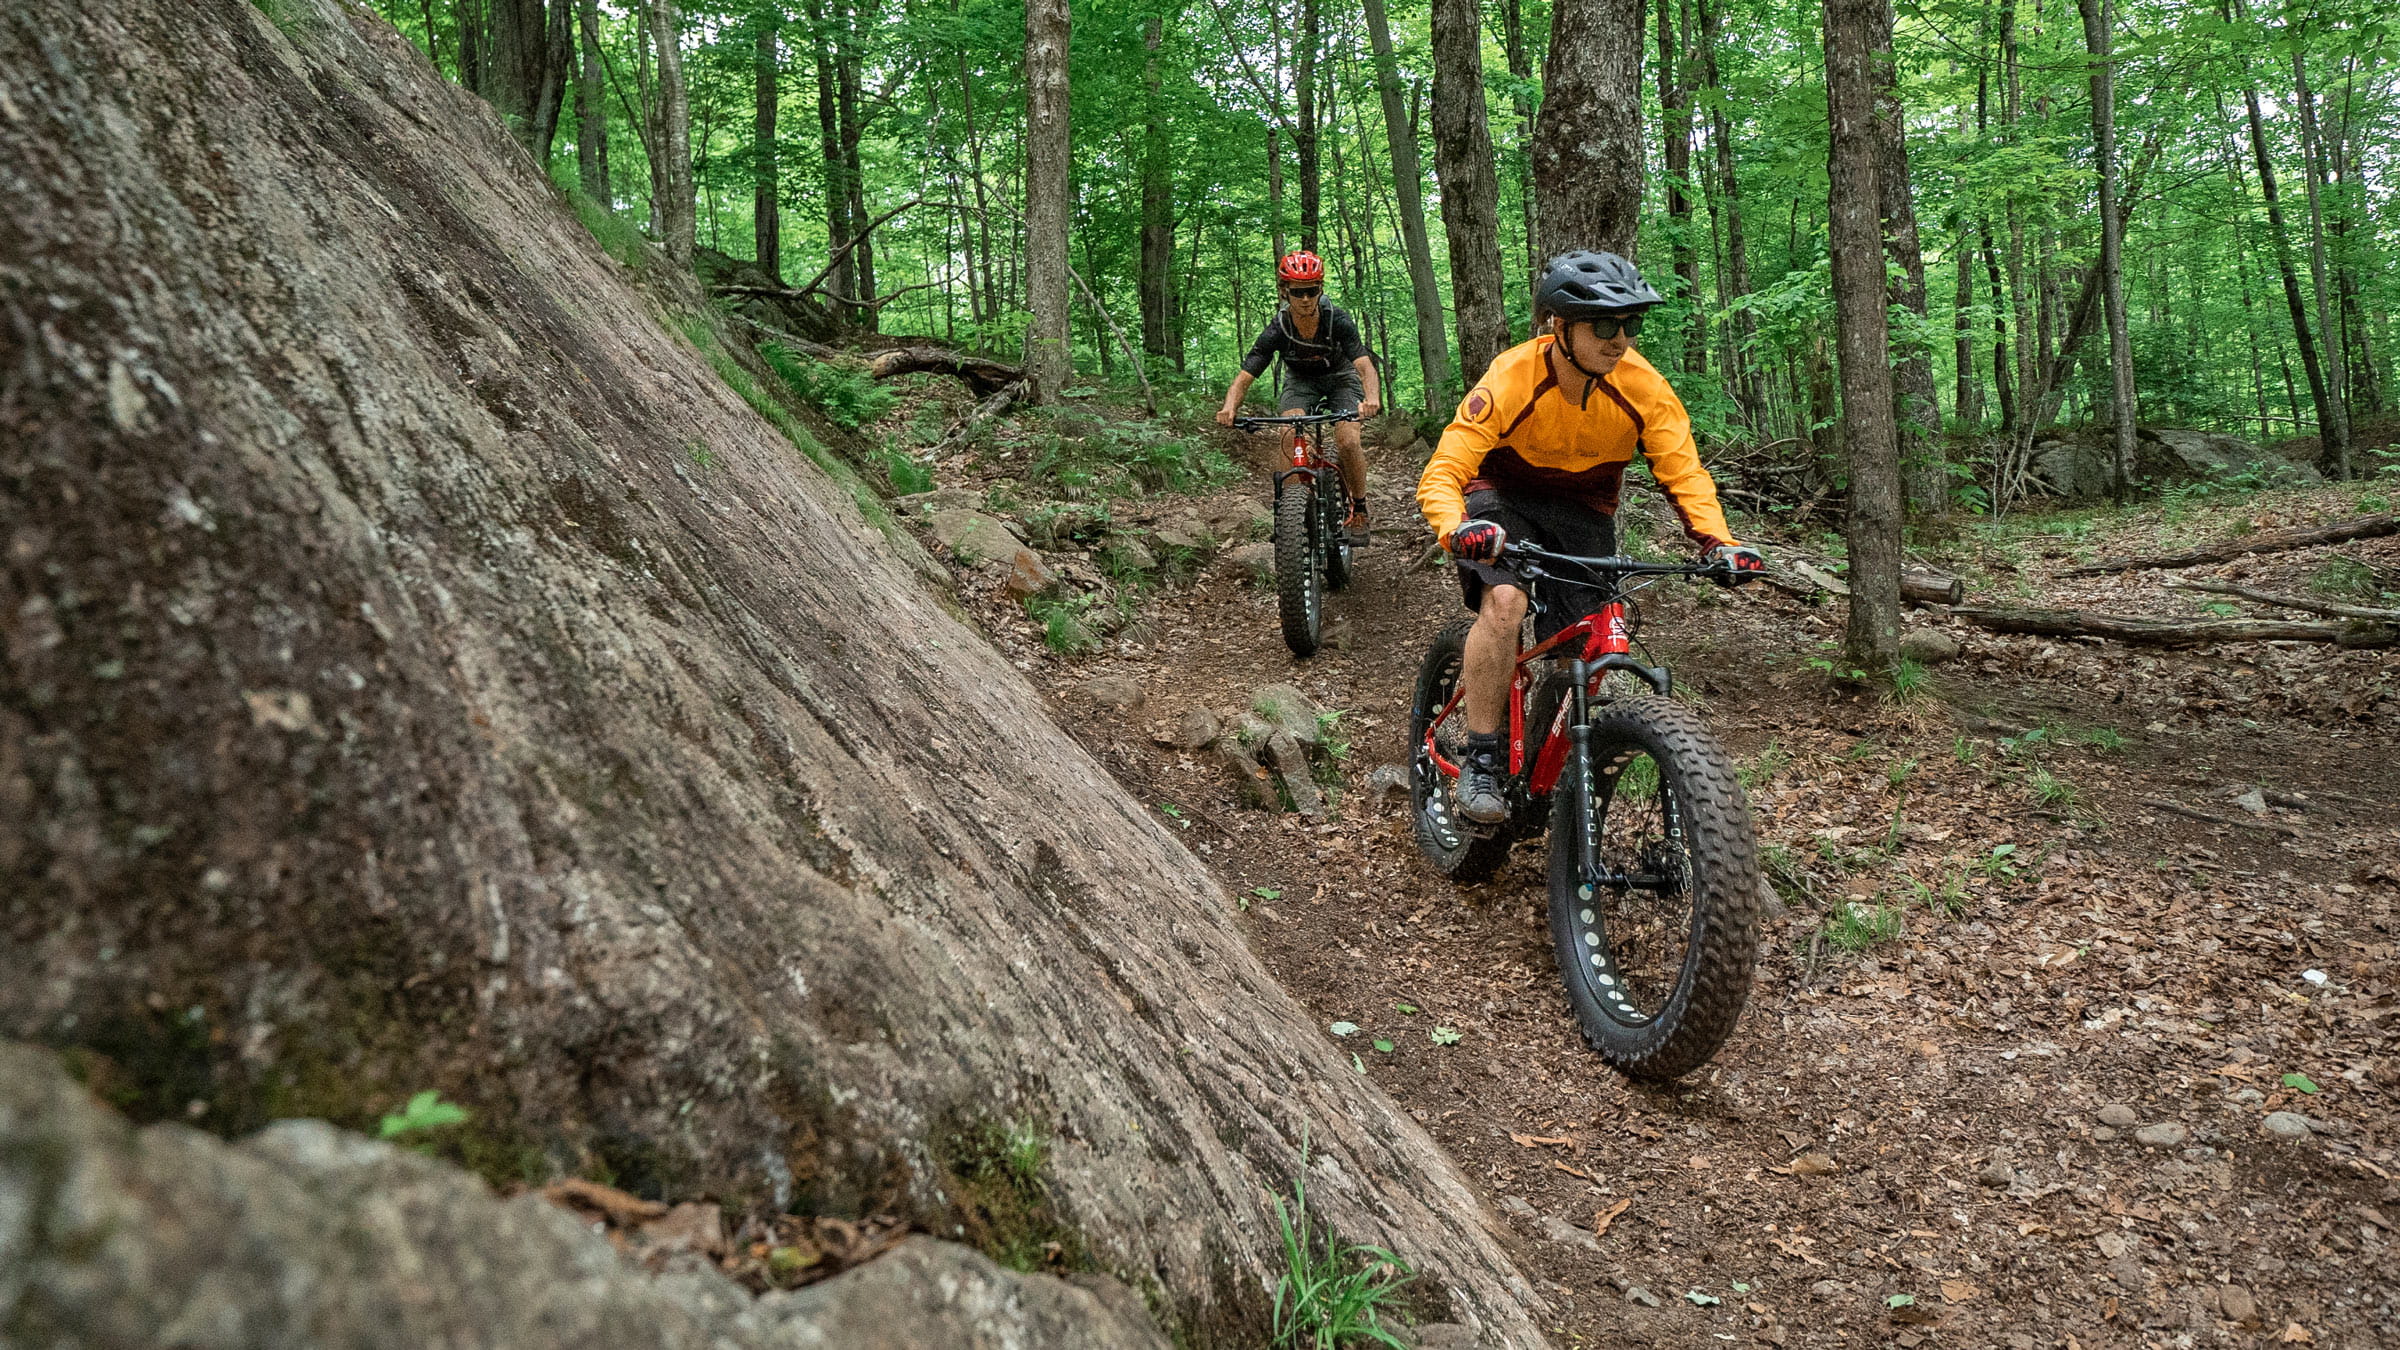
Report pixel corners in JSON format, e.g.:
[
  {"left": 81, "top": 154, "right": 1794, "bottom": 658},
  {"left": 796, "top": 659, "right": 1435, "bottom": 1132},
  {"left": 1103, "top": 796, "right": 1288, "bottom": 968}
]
[
  {"left": 2218, "top": 1284, "right": 2260, "bottom": 1324},
  {"left": 1249, "top": 682, "right": 1325, "bottom": 745},
  {"left": 1364, "top": 763, "right": 1410, "bottom": 811},
  {"left": 1153, "top": 517, "right": 1211, "bottom": 552},
  {"left": 1897, "top": 628, "right": 1961, "bottom": 665},
  {"left": 928, "top": 509, "right": 1026, "bottom": 566},
  {"left": 1218, "top": 739, "right": 1277, "bottom": 809},
  {"left": 2261, "top": 1112, "right": 2312, "bottom": 1141},
  {"left": 1262, "top": 730, "right": 1327, "bottom": 819},
  {"left": 1226, "top": 542, "right": 1275, "bottom": 582},
  {"left": 1169, "top": 708, "right": 1221, "bottom": 750},
  {"left": 2097, "top": 1104, "right": 2139, "bottom": 1128},
  {"left": 1976, "top": 1158, "right": 2014, "bottom": 1188},
  {"left": 1101, "top": 538, "right": 1159, "bottom": 574},
  {"left": 1002, "top": 549, "right": 1060, "bottom": 602},
  {"left": 2134, "top": 1123, "right": 2188, "bottom": 1149},
  {"left": 1204, "top": 500, "right": 1274, "bottom": 541},
  {"left": 893, "top": 485, "right": 983, "bottom": 517},
  {"left": 1080, "top": 674, "right": 1146, "bottom": 713}
]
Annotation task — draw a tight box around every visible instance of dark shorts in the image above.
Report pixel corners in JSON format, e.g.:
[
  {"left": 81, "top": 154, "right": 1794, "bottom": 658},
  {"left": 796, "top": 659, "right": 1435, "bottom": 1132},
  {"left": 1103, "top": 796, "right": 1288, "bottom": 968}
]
[
  {"left": 1277, "top": 368, "right": 1364, "bottom": 415},
  {"left": 1455, "top": 490, "right": 1619, "bottom": 643}
]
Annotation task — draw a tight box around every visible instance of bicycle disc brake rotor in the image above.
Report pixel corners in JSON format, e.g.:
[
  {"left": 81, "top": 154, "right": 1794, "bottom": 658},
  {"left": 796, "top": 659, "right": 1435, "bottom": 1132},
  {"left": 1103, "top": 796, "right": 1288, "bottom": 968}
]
[{"left": 1573, "top": 747, "right": 1697, "bottom": 1022}]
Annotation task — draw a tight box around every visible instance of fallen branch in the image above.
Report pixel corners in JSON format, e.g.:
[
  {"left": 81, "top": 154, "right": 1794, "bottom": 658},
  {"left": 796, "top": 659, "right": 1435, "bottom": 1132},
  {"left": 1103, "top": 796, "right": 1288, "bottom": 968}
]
[
  {"left": 2161, "top": 578, "right": 2400, "bottom": 622},
  {"left": 868, "top": 345, "right": 1026, "bottom": 398},
  {"left": 1950, "top": 604, "right": 2396, "bottom": 648},
  {"left": 787, "top": 196, "right": 925, "bottom": 299},
  {"left": 2063, "top": 513, "right": 2398, "bottom": 577},
  {"left": 2139, "top": 797, "right": 2303, "bottom": 838},
  {"left": 920, "top": 379, "right": 1026, "bottom": 460},
  {"left": 1764, "top": 557, "right": 1964, "bottom": 607}
]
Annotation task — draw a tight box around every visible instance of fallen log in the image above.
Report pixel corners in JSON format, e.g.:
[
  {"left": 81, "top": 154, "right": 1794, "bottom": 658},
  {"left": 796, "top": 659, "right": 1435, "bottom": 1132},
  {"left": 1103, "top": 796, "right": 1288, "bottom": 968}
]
[
  {"left": 2063, "top": 513, "right": 2398, "bottom": 577},
  {"left": 1950, "top": 605, "right": 2397, "bottom": 648},
  {"left": 921, "top": 379, "right": 1027, "bottom": 460},
  {"left": 2161, "top": 578, "right": 2400, "bottom": 622},
  {"left": 867, "top": 345, "right": 1026, "bottom": 398},
  {"left": 1765, "top": 558, "right": 1965, "bottom": 607}
]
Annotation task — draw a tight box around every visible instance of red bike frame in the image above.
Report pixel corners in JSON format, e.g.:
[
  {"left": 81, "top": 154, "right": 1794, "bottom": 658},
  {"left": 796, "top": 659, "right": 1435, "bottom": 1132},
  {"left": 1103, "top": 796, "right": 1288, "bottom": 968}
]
[{"left": 1421, "top": 603, "right": 1641, "bottom": 798}]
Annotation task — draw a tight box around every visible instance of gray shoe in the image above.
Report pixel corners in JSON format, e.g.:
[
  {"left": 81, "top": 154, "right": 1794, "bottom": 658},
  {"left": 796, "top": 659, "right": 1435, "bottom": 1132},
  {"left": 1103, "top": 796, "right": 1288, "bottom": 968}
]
[{"left": 1454, "top": 754, "right": 1509, "bottom": 825}]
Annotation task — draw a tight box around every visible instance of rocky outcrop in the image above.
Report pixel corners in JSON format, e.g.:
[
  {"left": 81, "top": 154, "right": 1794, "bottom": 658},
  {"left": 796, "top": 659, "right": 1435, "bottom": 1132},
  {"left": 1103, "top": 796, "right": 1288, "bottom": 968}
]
[
  {"left": 0, "top": 1042, "right": 1171, "bottom": 1349},
  {"left": 2028, "top": 425, "right": 2322, "bottom": 498},
  {"left": 0, "top": 1, "right": 1544, "bottom": 1344}
]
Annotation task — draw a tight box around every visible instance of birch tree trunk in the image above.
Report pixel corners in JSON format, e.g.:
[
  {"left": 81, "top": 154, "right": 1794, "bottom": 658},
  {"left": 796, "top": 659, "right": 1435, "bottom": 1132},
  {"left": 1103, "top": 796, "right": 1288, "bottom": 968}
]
[
  {"left": 1023, "top": 0, "right": 1072, "bottom": 401},
  {"left": 1823, "top": 0, "right": 1902, "bottom": 675},
  {"left": 1533, "top": 0, "right": 1643, "bottom": 259},
  {"left": 1429, "top": 0, "right": 1511, "bottom": 382},
  {"left": 1362, "top": 0, "right": 1454, "bottom": 405}
]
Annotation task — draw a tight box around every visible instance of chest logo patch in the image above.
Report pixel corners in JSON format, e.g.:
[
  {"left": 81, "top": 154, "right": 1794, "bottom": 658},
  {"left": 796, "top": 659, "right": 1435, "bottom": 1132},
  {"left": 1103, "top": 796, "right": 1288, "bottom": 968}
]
[{"left": 1462, "top": 388, "right": 1493, "bottom": 423}]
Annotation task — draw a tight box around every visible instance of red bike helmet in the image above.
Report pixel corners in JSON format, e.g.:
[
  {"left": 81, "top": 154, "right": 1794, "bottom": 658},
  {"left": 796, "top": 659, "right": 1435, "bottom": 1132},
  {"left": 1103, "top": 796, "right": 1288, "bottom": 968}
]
[{"left": 1277, "top": 251, "right": 1325, "bottom": 285}]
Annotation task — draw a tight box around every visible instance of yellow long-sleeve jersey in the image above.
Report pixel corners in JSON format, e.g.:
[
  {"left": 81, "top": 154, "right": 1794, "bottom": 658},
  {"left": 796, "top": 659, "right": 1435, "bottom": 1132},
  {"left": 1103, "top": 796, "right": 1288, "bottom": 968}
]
[{"left": 1416, "top": 336, "right": 1738, "bottom": 549}]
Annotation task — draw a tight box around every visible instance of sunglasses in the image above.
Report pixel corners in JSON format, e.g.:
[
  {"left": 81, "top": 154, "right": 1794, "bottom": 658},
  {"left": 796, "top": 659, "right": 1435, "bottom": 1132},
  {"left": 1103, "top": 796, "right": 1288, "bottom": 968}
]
[
  {"left": 1284, "top": 287, "right": 1322, "bottom": 299},
  {"left": 1581, "top": 314, "right": 1644, "bottom": 339}
]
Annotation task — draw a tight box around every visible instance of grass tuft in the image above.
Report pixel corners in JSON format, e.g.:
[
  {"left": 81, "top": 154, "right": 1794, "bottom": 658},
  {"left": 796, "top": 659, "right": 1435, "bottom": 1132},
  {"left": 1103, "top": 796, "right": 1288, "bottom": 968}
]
[{"left": 1272, "top": 1147, "right": 1415, "bottom": 1349}]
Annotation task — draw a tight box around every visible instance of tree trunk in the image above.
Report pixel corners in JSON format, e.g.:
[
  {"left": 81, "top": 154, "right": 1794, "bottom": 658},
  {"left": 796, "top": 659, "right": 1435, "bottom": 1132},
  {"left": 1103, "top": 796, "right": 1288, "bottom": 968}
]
[
  {"left": 1267, "top": 125, "right": 1286, "bottom": 264},
  {"left": 644, "top": 0, "right": 694, "bottom": 269},
  {"left": 1429, "top": 0, "right": 1510, "bottom": 382},
  {"left": 753, "top": 8, "right": 780, "bottom": 280},
  {"left": 479, "top": 0, "right": 572, "bottom": 164},
  {"left": 2241, "top": 84, "right": 2343, "bottom": 478},
  {"left": 1138, "top": 14, "right": 1174, "bottom": 361},
  {"left": 1696, "top": 0, "right": 1755, "bottom": 413},
  {"left": 1297, "top": 0, "right": 1321, "bottom": 252},
  {"left": 2285, "top": 9, "right": 2351, "bottom": 463},
  {"left": 953, "top": 17, "right": 997, "bottom": 324},
  {"left": 1532, "top": 0, "right": 1643, "bottom": 259},
  {"left": 834, "top": 0, "right": 875, "bottom": 331},
  {"left": 1823, "top": 0, "right": 1902, "bottom": 676},
  {"left": 805, "top": 0, "right": 854, "bottom": 315},
  {"left": 575, "top": 0, "right": 609, "bottom": 204},
  {"left": 1656, "top": 0, "right": 1701, "bottom": 372},
  {"left": 1865, "top": 0, "right": 1938, "bottom": 510},
  {"left": 1022, "top": 0, "right": 1072, "bottom": 401},
  {"left": 2077, "top": 0, "right": 2134, "bottom": 504},
  {"left": 1361, "top": 0, "right": 1454, "bottom": 406},
  {"left": 1499, "top": 0, "right": 1538, "bottom": 280}
]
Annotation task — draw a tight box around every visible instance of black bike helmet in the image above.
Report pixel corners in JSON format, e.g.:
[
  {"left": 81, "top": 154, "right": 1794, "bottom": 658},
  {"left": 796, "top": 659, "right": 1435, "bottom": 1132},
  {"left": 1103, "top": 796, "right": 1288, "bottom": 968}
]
[{"left": 1535, "top": 250, "right": 1665, "bottom": 319}]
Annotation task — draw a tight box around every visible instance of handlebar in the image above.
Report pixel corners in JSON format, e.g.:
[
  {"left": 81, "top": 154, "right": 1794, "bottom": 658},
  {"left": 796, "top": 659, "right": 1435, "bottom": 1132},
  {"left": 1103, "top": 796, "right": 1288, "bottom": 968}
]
[
  {"left": 1500, "top": 541, "right": 1743, "bottom": 583},
  {"left": 1230, "top": 411, "right": 1361, "bottom": 430}
]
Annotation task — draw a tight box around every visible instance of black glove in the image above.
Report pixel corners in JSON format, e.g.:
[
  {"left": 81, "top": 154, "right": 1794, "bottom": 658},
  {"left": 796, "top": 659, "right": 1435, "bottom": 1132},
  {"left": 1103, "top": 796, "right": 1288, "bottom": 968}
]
[
  {"left": 1704, "top": 542, "right": 1765, "bottom": 587},
  {"left": 1446, "top": 520, "right": 1507, "bottom": 564}
]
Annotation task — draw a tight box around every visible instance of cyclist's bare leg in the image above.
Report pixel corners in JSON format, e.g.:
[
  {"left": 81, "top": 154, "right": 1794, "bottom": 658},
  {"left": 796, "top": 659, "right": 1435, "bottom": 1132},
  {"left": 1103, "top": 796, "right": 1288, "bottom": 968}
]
[
  {"left": 1463, "top": 584, "right": 1528, "bottom": 735},
  {"left": 1334, "top": 421, "right": 1368, "bottom": 500}
]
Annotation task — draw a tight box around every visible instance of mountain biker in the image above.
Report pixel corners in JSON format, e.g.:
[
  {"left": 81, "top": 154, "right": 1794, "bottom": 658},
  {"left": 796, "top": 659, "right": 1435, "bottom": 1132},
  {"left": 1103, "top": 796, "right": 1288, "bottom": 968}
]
[
  {"left": 1417, "top": 250, "right": 1764, "bottom": 825},
  {"left": 1216, "top": 251, "right": 1382, "bottom": 547}
]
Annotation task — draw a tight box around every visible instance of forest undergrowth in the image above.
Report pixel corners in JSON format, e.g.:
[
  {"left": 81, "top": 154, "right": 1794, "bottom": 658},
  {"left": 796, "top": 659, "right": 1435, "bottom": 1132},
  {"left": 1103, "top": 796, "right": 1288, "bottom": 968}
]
[{"left": 888, "top": 375, "right": 2400, "bottom": 1348}]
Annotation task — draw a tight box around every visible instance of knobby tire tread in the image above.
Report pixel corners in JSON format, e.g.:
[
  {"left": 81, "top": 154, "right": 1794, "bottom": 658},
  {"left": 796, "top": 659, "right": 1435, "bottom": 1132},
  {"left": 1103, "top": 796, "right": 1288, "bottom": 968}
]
[
  {"left": 1549, "top": 695, "right": 1760, "bottom": 1080},
  {"left": 1409, "top": 618, "right": 1512, "bottom": 882},
  {"left": 1274, "top": 481, "right": 1321, "bottom": 657}
]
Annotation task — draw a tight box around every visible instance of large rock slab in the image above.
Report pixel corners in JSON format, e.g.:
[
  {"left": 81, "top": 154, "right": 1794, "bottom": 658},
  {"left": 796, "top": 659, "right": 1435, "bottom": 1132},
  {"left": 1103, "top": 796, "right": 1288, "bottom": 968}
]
[
  {"left": 0, "top": 1042, "right": 1171, "bottom": 1349},
  {"left": 0, "top": 2, "right": 1544, "bottom": 1345}
]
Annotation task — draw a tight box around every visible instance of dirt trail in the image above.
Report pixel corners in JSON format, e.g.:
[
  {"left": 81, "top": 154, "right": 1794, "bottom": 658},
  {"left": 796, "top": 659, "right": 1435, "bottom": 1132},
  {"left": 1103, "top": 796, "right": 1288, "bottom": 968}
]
[{"left": 939, "top": 428, "right": 2400, "bottom": 1348}]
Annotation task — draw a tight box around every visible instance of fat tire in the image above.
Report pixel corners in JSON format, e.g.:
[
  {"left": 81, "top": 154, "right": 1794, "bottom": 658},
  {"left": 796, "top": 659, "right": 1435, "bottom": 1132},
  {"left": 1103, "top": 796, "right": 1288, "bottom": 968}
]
[
  {"left": 1408, "top": 619, "right": 1513, "bottom": 881},
  {"left": 1274, "top": 480, "right": 1322, "bottom": 657},
  {"left": 1319, "top": 463, "right": 1354, "bottom": 591},
  {"left": 1547, "top": 695, "right": 1759, "bottom": 1080}
]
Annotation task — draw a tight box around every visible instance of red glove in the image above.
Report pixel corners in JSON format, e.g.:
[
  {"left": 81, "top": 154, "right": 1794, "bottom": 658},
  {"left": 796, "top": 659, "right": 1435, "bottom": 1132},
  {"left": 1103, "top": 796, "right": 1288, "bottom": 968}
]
[
  {"left": 1703, "top": 542, "right": 1766, "bottom": 586},
  {"left": 1445, "top": 520, "right": 1508, "bottom": 563}
]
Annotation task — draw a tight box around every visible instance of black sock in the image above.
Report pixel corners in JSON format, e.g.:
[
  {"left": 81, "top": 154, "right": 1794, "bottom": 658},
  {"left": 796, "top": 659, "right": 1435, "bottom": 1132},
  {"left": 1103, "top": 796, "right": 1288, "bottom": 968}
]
[{"left": 1466, "top": 730, "right": 1505, "bottom": 767}]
